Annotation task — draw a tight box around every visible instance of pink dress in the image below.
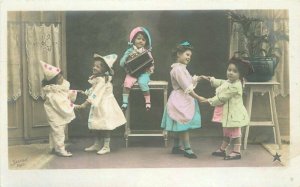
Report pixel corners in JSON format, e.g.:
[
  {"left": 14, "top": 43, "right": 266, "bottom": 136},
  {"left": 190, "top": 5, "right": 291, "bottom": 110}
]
[
  {"left": 212, "top": 105, "right": 223, "bottom": 123},
  {"left": 167, "top": 63, "right": 198, "bottom": 124},
  {"left": 211, "top": 85, "right": 241, "bottom": 138}
]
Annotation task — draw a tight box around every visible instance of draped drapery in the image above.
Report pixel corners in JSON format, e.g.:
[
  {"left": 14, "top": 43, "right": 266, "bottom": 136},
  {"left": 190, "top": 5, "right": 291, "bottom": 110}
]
[
  {"left": 229, "top": 10, "right": 289, "bottom": 96},
  {"left": 7, "top": 23, "right": 22, "bottom": 102},
  {"left": 25, "top": 24, "right": 61, "bottom": 99}
]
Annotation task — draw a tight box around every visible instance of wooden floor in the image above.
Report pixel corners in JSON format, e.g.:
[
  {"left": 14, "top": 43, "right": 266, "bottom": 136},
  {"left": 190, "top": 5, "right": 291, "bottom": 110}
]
[{"left": 44, "top": 136, "right": 281, "bottom": 169}]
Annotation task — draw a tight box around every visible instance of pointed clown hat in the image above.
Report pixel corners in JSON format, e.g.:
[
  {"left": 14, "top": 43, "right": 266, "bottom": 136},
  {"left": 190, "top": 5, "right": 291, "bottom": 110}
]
[
  {"left": 93, "top": 53, "right": 118, "bottom": 75},
  {"left": 129, "top": 27, "right": 152, "bottom": 49},
  {"left": 40, "top": 60, "right": 61, "bottom": 81}
]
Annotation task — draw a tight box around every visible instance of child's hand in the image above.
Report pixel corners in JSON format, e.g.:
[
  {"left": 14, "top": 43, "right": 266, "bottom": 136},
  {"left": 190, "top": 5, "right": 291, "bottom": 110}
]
[
  {"left": 201, "top": 99, "right": 210, "bottom": 104},
  {"left": 77, "top": 90, "right": 86, "bottom": 95},
  {"left": 198, "top": 75, "right": 210, "bottom": 81},
  {"left": 197, "top": 96, "right": 207, "bottom": 103},
  {"left": 74, "top": 104, "right": 81, "bottom": 111}
]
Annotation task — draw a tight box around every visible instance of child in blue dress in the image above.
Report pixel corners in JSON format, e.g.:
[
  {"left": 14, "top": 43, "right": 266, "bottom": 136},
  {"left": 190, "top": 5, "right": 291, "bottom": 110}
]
[
  {"left": 161, "top": 41, "right": 206, "bottom": 159},
  {"left": 119, "top": 26, "right": 154, "bottom": 111}
]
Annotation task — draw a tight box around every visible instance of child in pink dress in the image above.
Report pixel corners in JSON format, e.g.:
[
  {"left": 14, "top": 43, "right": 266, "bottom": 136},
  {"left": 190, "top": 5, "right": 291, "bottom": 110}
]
[
  {"left": 202, "top": 57, "right": 254, "bottom": 160},
  {"left": 161, "top": 41, "right": 206, "bottom": 159}
]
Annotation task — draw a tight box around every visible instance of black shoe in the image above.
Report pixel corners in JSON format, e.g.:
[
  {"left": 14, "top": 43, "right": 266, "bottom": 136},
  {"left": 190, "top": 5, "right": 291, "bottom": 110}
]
[
  {"left": 184, "top": 148, "right": 197, "bottom": 159},
  {"left": 172, "top": 147, "right": 185, "bottom": 154},
  {"left": 224, "top": 152, "right": 241, "bottom": 160},
  {"left": 212, "top": 149, "right": 226, "bottom": 157}
]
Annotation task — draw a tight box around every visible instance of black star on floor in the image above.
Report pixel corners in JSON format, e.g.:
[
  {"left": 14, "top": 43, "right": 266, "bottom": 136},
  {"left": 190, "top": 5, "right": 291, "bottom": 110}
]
[{"left": 273, "top": 152, "right": 281, "bottom": 162}]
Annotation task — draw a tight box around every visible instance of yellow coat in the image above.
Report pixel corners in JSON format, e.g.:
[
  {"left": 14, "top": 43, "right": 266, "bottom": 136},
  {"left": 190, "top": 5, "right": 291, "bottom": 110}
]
[{"left": 208, "top": 78, "right": 249, "bottom": 128}]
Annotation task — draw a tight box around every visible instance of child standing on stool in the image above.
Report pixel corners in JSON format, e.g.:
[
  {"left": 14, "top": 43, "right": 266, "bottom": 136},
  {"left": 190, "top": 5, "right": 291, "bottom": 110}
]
[
  {"left": 202, "top": 56, "right": 253, "bottom": 160},
  {"left": 120, "top": 26, "right": 154, "bottom": 111},
  {"left": 161, "top": 41, "right": 206, "bottom": 159},
  {"left": 40, "top": 61, "right": 78, "bottom": 157},
  {"left": 76, "top": 53, "right": 126, "bottom": 155}
]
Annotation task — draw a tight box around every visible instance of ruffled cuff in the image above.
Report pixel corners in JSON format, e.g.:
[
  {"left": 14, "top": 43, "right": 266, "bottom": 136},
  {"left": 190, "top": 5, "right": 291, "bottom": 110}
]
[
  {"left": 68, "top": 90, "right": 77, "bottom": 103},
  {"left": 184, "top": 84, "right": 195, "bottom": 94}
]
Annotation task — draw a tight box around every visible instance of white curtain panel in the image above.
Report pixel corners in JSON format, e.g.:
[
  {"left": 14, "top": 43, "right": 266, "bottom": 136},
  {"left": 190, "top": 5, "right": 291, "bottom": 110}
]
[
  {"left": 25, "top": 24, "right": 61, "bottom": 99},
  {"left": 7, "top": 23, "right": 22, "bottom": 102},
  {"left": 229, "top": 10, "right": 289, "bottom": 96}
]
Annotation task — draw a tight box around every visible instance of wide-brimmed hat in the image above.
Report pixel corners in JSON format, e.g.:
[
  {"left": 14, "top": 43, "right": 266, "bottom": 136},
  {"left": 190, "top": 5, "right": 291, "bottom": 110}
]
[
  {"left": 129, "top": 27, "right": 152, "bottom": 49},
  {"left": 40, "top": 60, "right": 61, "bottom": 81},
  {"left": 93, "top": 53, "right": 118, "bottom": 75}
]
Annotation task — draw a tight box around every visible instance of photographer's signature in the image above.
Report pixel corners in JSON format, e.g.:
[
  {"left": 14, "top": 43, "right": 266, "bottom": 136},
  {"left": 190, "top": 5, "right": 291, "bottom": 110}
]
[{"left": 10, "top": 157, "right": 28, "bottom": 168}]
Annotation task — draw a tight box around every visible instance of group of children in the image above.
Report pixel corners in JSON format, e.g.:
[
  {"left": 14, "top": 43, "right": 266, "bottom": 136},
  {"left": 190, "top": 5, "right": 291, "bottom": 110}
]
[{"left": 40, "top": 26, "right": 254, "bottom": 161}]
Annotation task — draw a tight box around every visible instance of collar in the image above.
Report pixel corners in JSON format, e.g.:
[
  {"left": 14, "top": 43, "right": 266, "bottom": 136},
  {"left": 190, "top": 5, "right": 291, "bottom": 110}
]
[{"left": 171, "top": 62, "right": 187, "bottom": 68}]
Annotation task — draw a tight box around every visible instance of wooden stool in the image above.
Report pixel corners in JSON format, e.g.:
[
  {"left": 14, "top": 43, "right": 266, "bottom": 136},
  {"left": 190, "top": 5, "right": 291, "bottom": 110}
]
[
  {"left": 243, "top": 82, "right": 282, "bottom": 149},
  {"left": 124, "top": 81, "right": 168, "bottom": 147}
]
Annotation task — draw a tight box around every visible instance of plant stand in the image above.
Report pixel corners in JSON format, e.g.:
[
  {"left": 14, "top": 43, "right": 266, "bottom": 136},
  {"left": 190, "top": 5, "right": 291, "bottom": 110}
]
[{"left": 243, "top": 81, "right": 282, "bottom": 149}]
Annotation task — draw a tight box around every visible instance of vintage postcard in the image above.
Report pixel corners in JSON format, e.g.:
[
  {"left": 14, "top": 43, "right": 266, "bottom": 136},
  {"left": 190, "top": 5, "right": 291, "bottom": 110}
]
[{"left": 1, "top": 0, "right": 300, "bottom": 186}]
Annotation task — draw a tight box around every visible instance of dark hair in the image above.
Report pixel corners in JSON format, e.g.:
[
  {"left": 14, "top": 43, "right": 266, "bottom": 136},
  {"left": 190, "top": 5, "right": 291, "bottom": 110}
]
[
  {"left": 228, "top": 57, "right": 254, "bottom": 82},
  {"left": 93, "top": 57, "right": 112, "bottom": 83},
  {"left": 171, "top": 43, "right": 193, "bottom": 61},
  {"left": 132, "top": 31, "right": 149, "bottom": 48},
  {"left": 41, "top": 71, "right": 63, "bottom": 87}
]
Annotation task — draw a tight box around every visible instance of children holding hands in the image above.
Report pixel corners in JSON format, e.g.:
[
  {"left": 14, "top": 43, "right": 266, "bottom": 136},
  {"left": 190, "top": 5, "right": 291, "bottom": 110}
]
[
  {"left": 40, "top": 61, "right": 78, "bottom": 157},
  {"left": 201, "top": 57, "right": 254, "bottom": 160},
  {"left": 161, "top": 41, "right": 207, "bottom": 159},
  {"left": 76, "top": 53, "right": 126, "bottom": 155}
]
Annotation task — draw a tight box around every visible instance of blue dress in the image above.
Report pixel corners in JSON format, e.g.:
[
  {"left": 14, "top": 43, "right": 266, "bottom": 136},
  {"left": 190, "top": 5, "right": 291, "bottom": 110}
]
[{"left": 161, "top": 63, "right": 201, "bottom": 132}]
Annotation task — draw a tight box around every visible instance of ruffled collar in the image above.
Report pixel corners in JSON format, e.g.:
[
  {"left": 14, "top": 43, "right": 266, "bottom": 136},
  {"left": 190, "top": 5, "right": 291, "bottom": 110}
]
[
  {"left": 171, "top": 62, "right": 187, "bottom": 68},
  {"left": 133, "top": 45, "right": 145, "bottom": 53},
  {"left": 88, "top": 75, "right": 112, "bottom": 85},
  {"left": 43, "top": 79, "right": 70, "bottom": 93}
]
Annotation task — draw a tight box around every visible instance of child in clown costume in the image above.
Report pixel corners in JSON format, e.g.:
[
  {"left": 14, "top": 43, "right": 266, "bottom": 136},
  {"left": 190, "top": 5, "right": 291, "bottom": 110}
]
[
  {"left": 76, "top": 53, "right": 126, "bottom": 155},
  {"left": 40, "top": 61, "right": 78, "bottom": 157},
  {"left": 120, "top": 26, "right": 154, "bottom": 111}
]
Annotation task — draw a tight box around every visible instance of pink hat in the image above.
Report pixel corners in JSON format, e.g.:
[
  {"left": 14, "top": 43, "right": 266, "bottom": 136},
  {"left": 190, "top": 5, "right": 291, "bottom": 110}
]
[
  {"left": 40, "top": 61, "right": 61, "bottom": 81},
  {"left": 128, "top": 27, "right": 152, "bottom": 48}
]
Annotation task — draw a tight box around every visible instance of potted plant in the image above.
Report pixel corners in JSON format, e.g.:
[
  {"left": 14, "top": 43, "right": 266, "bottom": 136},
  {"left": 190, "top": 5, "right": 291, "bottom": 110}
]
[{"left": 228, "top": 11, "right": 289, "bottom": 82}]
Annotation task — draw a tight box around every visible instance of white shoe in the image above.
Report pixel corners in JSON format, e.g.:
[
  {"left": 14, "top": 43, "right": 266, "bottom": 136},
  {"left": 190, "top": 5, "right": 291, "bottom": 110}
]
[
  {"left": 56, "top": 150, "right": 72, "bottom": 157},
  {"left": 84, "top": 144, "right": 100, "bottom": 152},
  {"left": 97, "top": 146, "right": 110, "bottom": 155}
]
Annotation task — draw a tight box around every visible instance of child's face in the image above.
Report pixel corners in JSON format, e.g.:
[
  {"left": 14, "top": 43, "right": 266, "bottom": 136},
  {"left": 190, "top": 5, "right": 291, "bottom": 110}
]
[
  {"left": 93, "top": 60, "right": 107, "bottom": 75},
  {"left": 134, "top": 33, "right": 146, "bottom": 49},
  {"left": 177, "top": 50, "right": 192, "bottom": 65},
  {"left": 56, "top": 74, "right": 64, "bottom": 85},
  {"left": 227, "top": 63, "right": 240, "bottom": 82}
]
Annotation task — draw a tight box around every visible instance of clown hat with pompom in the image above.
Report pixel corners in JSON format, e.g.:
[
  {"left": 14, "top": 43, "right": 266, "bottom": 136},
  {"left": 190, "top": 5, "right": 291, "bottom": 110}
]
[{"left": 40, "top": 60, "right": 61, "bottom": 81}]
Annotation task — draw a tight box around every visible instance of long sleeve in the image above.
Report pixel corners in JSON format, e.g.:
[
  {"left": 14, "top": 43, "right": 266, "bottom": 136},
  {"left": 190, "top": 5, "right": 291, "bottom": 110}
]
[
  {"left": 208, "top": 84, "right": 239, "bottom": 106},
  {"left": 68, "top": 90, "right": 77, "bottom": 103},
  {"left": 86, "top": 78, "right": 106, "bottom": 106},
  {"left": 46, "top": 93, "right": 75, "bottom": 117},
  {"left": 120, "top": 48, "right": 134, "bottom": 67},
  {"left": 210, "top": 77, "right": 226, "bottom": 88},
  {"left": 171, "top": 66, "right": 195, "bottom": 94}
]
